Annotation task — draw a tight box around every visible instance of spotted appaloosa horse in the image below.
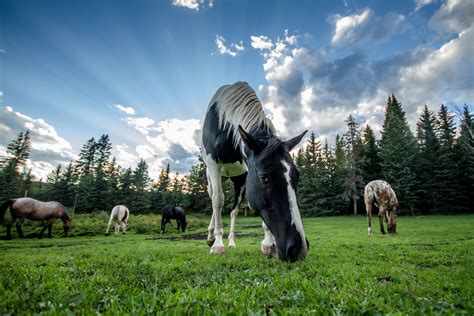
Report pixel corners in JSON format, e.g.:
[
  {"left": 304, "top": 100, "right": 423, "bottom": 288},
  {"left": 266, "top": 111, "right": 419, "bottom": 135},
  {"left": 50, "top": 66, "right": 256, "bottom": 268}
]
[
  {"left": 106, "top": 205, "right": 129, "bottom": 235},
  {"left": 161, "top": 205, "right": 187, "bottom": 233},
  {"left": 364, "top": 180, "right": 399, "bottom": 236},
  {"left": 0, "top": 197, "right": 71, "bottom": 239},
  {"left": 201, "top": 81, "right": 309, "bottom": 262}
]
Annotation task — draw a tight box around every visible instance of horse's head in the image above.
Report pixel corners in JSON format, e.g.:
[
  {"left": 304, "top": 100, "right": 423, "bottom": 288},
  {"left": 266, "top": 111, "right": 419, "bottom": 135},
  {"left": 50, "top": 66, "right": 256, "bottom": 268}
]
[
  {"left": 61, "top": 215, "right": 72, "bottom": 237},
  {"left": 238, "top": 126, "right": 308, "bottom": 262}
]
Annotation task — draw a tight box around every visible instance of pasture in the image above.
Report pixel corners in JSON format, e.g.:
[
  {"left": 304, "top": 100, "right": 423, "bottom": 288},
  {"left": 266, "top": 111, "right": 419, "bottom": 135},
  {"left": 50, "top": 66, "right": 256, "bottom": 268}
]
[{"left": 0, "top": 214, "right": 473, "bottom": 314}]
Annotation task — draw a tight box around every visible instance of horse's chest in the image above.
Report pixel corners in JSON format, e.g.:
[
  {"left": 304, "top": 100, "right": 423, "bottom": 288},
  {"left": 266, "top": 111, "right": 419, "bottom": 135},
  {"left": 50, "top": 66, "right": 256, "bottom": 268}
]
[{"left": 220, "top": 161, "right": 247, "bottom": 177}]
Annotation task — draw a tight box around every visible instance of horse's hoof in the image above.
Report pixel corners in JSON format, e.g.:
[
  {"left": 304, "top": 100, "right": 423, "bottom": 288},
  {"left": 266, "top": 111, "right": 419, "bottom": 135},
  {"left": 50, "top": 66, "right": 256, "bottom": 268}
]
[
  {"left": 207, "top": 239, "right": 215, "bottom": 247},
  {"left": 228, "top": 242, "right": 236, "bottom": 249},
  {"left": 261, "top": 244, "right": 277, "bottom": 257},
  {"left": 210, "top": 246, "right": 225, "bottom": 254}
]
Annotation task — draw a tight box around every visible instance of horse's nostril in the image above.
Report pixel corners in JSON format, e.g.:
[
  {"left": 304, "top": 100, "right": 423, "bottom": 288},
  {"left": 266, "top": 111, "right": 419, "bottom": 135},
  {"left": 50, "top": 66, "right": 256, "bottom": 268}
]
[{"left": 287, "top": 244, "right": 299, "bottom": 262}]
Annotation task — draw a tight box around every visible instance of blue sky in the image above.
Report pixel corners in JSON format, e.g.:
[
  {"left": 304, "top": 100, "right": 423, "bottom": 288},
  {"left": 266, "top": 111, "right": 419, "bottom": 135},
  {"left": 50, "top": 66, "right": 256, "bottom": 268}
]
[{"left": 0, "top": 0, "right": 473, "bottom": 180}]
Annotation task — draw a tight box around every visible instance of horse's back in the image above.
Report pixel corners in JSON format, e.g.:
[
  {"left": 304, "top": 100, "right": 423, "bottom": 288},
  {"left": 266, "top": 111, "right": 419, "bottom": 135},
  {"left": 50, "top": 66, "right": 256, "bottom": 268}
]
[{"left": 12, "top": 198, "right": 63, "bottom": 220}]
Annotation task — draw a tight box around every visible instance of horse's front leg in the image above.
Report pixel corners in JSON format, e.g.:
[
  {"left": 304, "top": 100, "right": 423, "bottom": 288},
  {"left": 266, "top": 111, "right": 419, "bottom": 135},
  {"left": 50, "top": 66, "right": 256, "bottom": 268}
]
[
  {"left": 176, "top": 219, "right": 180, "bottom": 232},
  {"left": 365, "top": 200, "right": 372, "bottom": 237},
  {"left": 228, "top": 184, "right": 244, "bottom": 249},
  {"left": 261, "top": 221, "right": 277, "bottom": 257},
  {"left": 206, "top": 169, "right": 215, "bottom": 247},
  {"left": 208, "top": 164, "right": 225, "bottom": 254}
]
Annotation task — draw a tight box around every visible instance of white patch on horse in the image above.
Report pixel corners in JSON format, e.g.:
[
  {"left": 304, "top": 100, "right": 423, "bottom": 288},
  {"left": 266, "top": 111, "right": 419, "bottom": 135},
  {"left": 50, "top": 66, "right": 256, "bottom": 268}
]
[
  {"left": 261, "top": 221, "right": 276, "bottom": 257},
  {"left": 281, "top": 160, "right": 307, "bottom": 252}
]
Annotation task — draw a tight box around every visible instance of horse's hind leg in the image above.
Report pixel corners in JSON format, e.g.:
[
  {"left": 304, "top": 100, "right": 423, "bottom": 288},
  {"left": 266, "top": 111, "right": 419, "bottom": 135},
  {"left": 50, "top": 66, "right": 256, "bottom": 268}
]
[
  {"left": 39, "top": 219, "right": 54, "bottom": 239},
  {"left": 16, "top": 221, "right": 24, "bottom": 238},
  {"left": 378, "top": 207, "right": 386, "bottom": 234},
  {"left": 365, "top": 200, "right": 372, "bottom": 236}
]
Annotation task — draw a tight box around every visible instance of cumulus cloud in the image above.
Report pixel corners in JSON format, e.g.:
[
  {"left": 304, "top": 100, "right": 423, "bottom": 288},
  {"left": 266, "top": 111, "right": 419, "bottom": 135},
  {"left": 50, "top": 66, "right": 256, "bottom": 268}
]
[
  {"left": 429, "top": 0, "right": 474, "bottom": 33},
  {"left": 250, "top": 35, "right": 274, "bottom": 50},
  {"left": 215, "top": 35, "right": 245, "bottom": 57},
  {"left": 252, "top": 24, "right": 473, "bottom": 142},
  {"left": 115, "top": 104, "right": 136, "bottom": 115},
  {"left": 171, "top": 0, "right": 213, "bottom": 11},
  {"left": 115, "top": 109, "right": 202, "bottom": 177},
  {"left": 0, "top": 106, "right": 76, "bottom": 180},
  {"left": 329, "top": 8, "right": 404, "bottom": 48}
]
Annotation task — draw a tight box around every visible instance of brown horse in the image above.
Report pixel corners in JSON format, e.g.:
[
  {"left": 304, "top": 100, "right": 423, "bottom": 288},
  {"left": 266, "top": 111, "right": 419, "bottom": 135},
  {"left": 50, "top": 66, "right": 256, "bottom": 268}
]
[
  {"left": 364, "top": 180, "right": 398, "bottom": 236},
  {"left": 0, "top": 197, "right": 72, "bottom": 239}
]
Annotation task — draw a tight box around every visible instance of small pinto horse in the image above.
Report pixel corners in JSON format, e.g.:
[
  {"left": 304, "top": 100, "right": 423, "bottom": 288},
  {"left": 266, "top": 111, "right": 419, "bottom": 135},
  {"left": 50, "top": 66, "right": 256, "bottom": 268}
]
[
  {"left": 0, "top": 197, "right": 72, "bottom": 239},
  {"left": 364, "top": 180, "right": 399, "bottom": 236},
  {"left": 201, "top": 81, "right": 309, "bottom": 262},
  {"left": 106, "top": 205, "right": 129, "bottom": 235},
  {"left": 161, "top": 205, "right": 187, "bottom": 233}
]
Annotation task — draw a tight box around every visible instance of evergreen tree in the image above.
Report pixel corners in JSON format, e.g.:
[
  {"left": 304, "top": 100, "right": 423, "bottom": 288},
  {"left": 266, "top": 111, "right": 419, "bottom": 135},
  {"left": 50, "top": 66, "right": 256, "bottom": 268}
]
[
  {"left": 334, "top": 134, "right": 349, "bottom": 213},
  {"left": 75, "top": 137, "right": 97, "bottom": 212},
  {"left": 380, "top": 95, "right": 418, "bottom": 213},
  {"left": 129, "top": 159, "right": 151, "bottom": 213},
  {"left": 47, "top": 164, "right": 63, "bottom": 201},
  {"left": 90, "top": 135, "right": 112, "bottom": 211},
  {"left": 0, "top": 131, "right": 31, "bottom": 199},
  {"left": 118, "top": 167, "right": 134, "bottom": 207},
  {"left": 105, "top": 157, "right": 120, "bottom": 211},
  {"left": 360, "top": 124, "right": 382, "bottom": 182},
  {"left": 343, "top": 115, "right": 364, "bottom": 215},
  {"left": 435, "top": 104, "right": 458, "bottom": 212},
  {"left": 416, "top": 105, "right": 440, "bottom": 213},
  {"left": 455, "top": 105, "right": 474, "bottom": 212},
  {"left": 151, "top": 164, "right": 171, "bottom": 212},
  {"left": 185, "top": 155, "right": 209, "bottom": 213}
]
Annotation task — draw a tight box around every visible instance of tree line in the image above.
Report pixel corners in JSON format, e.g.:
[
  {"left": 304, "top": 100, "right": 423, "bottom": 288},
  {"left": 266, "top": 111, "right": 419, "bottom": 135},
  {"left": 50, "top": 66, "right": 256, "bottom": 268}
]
[{"left": 0, "top": 95, "right": 472, "bottom": 216}]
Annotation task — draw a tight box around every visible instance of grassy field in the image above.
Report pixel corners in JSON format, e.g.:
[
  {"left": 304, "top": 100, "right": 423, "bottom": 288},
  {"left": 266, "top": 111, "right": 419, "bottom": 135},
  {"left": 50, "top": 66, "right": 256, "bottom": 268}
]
[{"left": 0, "top": 214, "right": 473, "bottom": 315}]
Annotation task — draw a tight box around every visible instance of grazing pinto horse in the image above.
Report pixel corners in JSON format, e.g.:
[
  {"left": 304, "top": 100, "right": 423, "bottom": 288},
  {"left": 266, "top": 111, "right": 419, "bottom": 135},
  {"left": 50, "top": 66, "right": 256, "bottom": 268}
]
[
  {"left": 364, "top": 180, "right": 399, "bottom": 236},
  {"left": 0, "top": 198, "right": 71, "bottom": 239},
  {"left": 201, "top": 81, "right": 308, "bottom": 262},
  {"left": 161, "top": 205, "right": 187, "bottom": 233},
  {"left": 106, "top": 205, "right": 129, "bottom": 235}
]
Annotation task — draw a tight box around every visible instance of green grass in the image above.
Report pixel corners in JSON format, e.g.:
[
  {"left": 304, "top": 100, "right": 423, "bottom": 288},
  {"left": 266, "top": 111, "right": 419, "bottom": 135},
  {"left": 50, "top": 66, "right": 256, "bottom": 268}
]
[{"left": 0, "top": 214, "right": 473, "bottom": 315}]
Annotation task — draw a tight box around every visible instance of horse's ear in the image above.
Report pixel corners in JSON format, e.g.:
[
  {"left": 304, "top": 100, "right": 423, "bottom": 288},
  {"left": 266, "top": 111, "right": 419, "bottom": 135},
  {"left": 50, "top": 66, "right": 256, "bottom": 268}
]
[
  {"left": 284, "top": 130, "right": 308, "bottom": 151},
  {"left": 238, "top": 125, "right": 263, "bottom": 151}
]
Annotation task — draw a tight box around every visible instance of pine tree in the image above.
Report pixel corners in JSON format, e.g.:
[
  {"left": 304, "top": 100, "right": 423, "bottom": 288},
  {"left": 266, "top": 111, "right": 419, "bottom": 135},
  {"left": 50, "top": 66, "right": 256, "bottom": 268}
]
[
  {"left": 343, "top": 115, "right": 364, "bottom": 215},
  {"left": 334, "top": 134, "right": 349, "bottom": 213},
  {"left": 435, "top": 104, "right": 458, "bottom": 212},
  {"left": 360, "top": 124, "right": 382, "bottom": 183},
  {"left": 455, "top": 105, "right": 474, "bottom": 212},
  {"left": 90, "top": 135, "right": 112, "bottom": 211},
  {"left": 416, "top": 105, "right": 440, "bottom": 213},
  {"left": 379, "top": 95, "right": 418, "bottom": 213},
  {"left": 105, "top": 157, "right": 120, "bottom": 211},
  {"left": 75, "top": 137, "right": 97, "bottom": 212},
  {"left": 185, "top": 155, "right": 209, "bottom": 213},
  {"left": 0, "top": 131, "right": 31, "bottom": 199},
  {"left": 130, "top": 159, "right": 151, "bottom": 213}
]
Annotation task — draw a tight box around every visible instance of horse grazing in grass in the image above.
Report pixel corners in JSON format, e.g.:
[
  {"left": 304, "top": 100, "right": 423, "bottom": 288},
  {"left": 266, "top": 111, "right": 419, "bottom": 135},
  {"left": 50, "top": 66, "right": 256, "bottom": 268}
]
[
  {"left": 0, "top": 197, "right": 71, "bottom": 239},
  {"left": 161, "top": 205, "right": 187, "bottom": 233},
  {"left": 201, "top": 81, "right": 309, "bottom": 262},
  {"left": 106, "top": 205, "right": 129, "bottom": 235},
  {"left": 364, "top": 180, "right": 399, "bottom": 236}
]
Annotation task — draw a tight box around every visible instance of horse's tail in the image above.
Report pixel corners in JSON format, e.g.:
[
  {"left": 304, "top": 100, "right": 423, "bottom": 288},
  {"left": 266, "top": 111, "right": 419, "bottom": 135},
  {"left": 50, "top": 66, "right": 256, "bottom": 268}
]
[{"left": 0, "top": 199, "right": 15, "bottom": 225}]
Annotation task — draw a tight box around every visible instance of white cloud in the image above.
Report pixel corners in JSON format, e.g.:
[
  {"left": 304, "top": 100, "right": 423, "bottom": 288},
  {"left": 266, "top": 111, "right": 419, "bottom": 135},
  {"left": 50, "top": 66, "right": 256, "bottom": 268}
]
[
  {"left": 215, "top": 35, "right": 244, "bottom": 57},
  {"left": 0, "top": 91, "right": 3, "bottom": 98},
  {"left": 124, "top": 116, "right": 156, "bottom": 135},
  {"left": 250, "top": 35, "right": 274, "bottom": 50},
  {"left": 331, "top": 9, "right": 372, "bottom": 46},
  {"left": 0, "top": 106, "right": 76, "bottom": 180},
  {"left": 252, "top": 26, "right": 473, "bottom": 142},
  {"left": 171, "top": 0, "right": 213, "bottom": 11},
  {"left": 115, "top": 104, "right": 136, "bottom": 115},
  {"left": 429, "top": 0, "right": 474, "bottom": 33},
  {"left": 329, "top": 8, "right": 404, "bottom": 48}
]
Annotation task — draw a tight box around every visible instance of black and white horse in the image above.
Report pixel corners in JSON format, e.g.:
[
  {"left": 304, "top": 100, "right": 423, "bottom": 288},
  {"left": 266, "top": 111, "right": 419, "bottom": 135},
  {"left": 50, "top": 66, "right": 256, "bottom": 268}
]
[
  {"left": 201, "top": 81, "right": 309, "bottom": 262},
  {"left": 161, "top": 205, "right": 187, "bottom": 233}
]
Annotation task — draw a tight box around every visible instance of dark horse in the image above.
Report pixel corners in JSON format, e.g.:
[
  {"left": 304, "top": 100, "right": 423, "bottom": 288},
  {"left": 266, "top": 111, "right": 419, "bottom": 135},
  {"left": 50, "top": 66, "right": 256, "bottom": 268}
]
[
  {"left": 161, "top": 205, "right": 187, "bottom": 233},
  {"left": 201, "top": 81, "right": 309, "bottom": 262},
  {"left": 0, "top": 197, "right": 72, "bottom": 239}
]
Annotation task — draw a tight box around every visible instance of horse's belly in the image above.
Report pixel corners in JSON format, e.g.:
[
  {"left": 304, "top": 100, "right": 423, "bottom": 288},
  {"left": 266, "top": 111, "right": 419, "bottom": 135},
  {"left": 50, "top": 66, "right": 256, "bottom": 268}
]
[
  {"left": 220, "top": 161, "right": 247, "bottom": 177},
  {"left": 28, "top": 211, "right": 52, "bottom": 221}
]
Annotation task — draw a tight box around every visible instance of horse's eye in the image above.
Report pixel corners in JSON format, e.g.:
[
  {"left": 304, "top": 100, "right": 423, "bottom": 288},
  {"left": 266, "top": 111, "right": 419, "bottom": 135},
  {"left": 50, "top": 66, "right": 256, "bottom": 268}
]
[{"left": 259, "top": 174, "right": 269, "bottom": 184}]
